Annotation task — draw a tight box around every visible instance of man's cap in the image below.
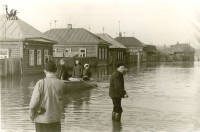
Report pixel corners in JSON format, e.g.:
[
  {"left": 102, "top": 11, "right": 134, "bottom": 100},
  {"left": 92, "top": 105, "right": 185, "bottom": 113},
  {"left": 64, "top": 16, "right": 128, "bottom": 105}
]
[{"left": 115, "top": 62, "right": 125, "bottom": 68}]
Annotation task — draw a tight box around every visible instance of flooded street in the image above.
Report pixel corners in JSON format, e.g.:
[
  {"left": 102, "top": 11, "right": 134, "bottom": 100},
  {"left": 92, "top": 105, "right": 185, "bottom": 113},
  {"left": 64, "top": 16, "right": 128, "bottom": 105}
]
[{"left": 1, "top": 62, "right": 200, "bottom": 132}]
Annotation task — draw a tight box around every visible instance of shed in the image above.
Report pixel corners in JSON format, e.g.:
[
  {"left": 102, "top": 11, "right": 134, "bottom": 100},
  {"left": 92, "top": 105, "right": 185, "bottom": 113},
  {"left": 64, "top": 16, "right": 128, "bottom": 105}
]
[{"left": 96, "top": 33, "right": 127, "bottom": 65}]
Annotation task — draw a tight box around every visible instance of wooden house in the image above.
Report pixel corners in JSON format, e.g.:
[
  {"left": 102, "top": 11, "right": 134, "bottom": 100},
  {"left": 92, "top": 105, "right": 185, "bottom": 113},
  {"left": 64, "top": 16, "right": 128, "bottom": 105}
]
[
  {"left": 143, "top": 45, "right": 159, "bottom": 62},
  {"left": 44, "top": 24, "right": 110, "bottom": 66},
  {"left": 95, "top": 33, "right": 127, "bottom": 65},
  {"left": 115, "top": 35, "right": 145, "bottom": 63},
  {"left": 171, "top": 42, "right": 195, "bottom": 61},
  {"left": 0, "top": 15, "right": 56, "bottom": 75}
]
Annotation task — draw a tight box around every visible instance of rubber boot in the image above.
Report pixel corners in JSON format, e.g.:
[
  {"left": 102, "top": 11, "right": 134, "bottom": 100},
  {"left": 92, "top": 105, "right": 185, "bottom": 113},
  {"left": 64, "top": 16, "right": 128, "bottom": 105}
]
[
  {"left": 114, "top": 113, "right": 121, "bottom": 122},
  {"left": 112, "top": 112, "right": 116, "bottom": 120}
]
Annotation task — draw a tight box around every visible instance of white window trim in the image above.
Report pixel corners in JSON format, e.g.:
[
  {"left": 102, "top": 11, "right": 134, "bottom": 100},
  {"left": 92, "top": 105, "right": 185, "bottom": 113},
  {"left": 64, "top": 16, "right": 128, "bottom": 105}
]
[
  {"left": 37, "top": 50, "right": 42, "bottom": 66},
  {"left": 102, "top": 48, "right": 105, "bottom": 60},
  {"left": 105, "top": 48, "right": 107, "bottom": 60},
  {"left": 65, "top": 48, "right": 71, "bottom": 53},
  {"left": 79, "top": 48, "right": 87, "bottom": 57},
  {"left": 29, "top": 49, "right": 34, "bottom": 66},
  {"left": 53, "top": 48, "right": 57, "bottom": 53},
  {"left": 98, "top": 47, "right": 101, "bottom": 60},
  {"left": 0, "top": 49, "right": 9, "bottom": 59},
  {"left": 44, "top": 50, "right": 48, "bottom": 64}
]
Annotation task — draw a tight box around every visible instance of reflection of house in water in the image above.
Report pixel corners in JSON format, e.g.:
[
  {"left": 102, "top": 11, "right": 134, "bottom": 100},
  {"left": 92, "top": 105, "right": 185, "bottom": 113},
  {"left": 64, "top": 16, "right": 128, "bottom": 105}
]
[
  {"left": 171, "top": 42, "right": 195, "bottom": 61},
  {"left": 0, "top": 15, "right": 55, "bottom": 75},
  {"left": 44, "top": 24, "right": 110, "bottom": 66},
  {"left": 115, "top": 34, "right": 145, "bottom": 63},
  {"left": 95, "top": 33, "right": 126, "bottom": 65}
]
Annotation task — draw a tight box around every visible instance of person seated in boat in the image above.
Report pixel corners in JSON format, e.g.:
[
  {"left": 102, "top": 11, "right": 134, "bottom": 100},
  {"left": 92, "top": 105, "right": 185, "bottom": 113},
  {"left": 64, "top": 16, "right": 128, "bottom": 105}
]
[
  {"left": 83, "top": 64, "right": 92, "bottom": 81},
  {"left": 72, "top": 59, "right": 83, "bottom": 78},
  {"left": 57, "top": 59, "right": 70, "bottom": 80}
]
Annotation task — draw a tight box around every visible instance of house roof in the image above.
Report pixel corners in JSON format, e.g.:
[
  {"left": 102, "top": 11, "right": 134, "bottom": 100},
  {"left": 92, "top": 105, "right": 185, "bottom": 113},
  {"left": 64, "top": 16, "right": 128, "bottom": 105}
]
[
  {"left": 95, "top": 34, "right": 126, "bottom": 49},
  {"left": 0, "top": 15, "right": 55, "bottom": 43},
  {"left": 144, "top": 45, "right": 158, "bottom": 53},
  {"left": 115, "top": 37, "right": 145, "bottom": 48},
  {"left": 44, "top": 28, "right": 109, "bottom": 45},
  {"left": 171, "top": 43, "right": 195, "bottom": 53}
]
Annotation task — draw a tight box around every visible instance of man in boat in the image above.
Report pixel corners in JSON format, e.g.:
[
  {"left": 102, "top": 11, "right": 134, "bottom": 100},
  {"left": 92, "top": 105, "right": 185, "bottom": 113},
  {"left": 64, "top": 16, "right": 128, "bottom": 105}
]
[
  {"left": 109, "top": 63, "right": 128, "bottom": 122},
  {"left": 29, "top": 60, "right": 64, "bottom": 132},
  {"left": 72, "top": 59, "right": 83, "bottom": 78},
  {"left": 83, "top": 64, "right": 92, "bottom": 81},
  {"left": 57, "top": 59, "right": 70, "bottom": 80}
]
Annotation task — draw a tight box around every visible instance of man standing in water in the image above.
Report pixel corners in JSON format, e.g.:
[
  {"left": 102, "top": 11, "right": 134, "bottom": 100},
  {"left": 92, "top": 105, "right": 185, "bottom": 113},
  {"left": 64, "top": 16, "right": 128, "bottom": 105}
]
[
  {"left": 109, "top": 63, "right": 128, "bottom": 122},
  {"left": 30, "top": 61, "right": 64, "bottom": 132}
]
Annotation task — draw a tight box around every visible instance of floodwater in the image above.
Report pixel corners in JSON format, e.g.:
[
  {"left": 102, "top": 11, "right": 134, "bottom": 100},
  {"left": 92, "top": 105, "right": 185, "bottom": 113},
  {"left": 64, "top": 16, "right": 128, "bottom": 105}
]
[{"left": 1, "top": 62, "right": 200, "bottom": 132}]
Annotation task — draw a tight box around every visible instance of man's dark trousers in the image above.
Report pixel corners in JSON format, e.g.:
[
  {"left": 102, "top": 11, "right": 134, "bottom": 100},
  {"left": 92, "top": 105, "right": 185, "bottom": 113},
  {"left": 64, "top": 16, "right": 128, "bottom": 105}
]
[{"left": 111, "top": 97, "right": 122, "bottom": 113}]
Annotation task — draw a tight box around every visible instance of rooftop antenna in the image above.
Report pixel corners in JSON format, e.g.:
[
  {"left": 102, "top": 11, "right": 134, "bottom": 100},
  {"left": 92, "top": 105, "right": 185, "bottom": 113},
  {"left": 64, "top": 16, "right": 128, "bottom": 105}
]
[
  {"left": 102, "top": 27, "right": 104, "bottom": 34},
  {"left": 49, "top": 20, "right": 57, "bottom": 29},
  {"left": 118, "top": 21, "right": 121, "bottom": 33},
  {"left": 88, "top": 26, "right": 91, "bottom": 31},
  {"left": 54, "top": 20, "right": 57, "bottom": 28}
]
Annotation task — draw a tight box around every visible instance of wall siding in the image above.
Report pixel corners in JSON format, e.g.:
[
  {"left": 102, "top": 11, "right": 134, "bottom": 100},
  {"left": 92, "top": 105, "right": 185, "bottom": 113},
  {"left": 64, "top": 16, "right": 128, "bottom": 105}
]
[
  {"left": 0, "top": 42, "right": 23, "bottom": 58},
  {"left": 54, "top": 45, "right": 97, "bottom": 57},
  {"left": 22, "top": 41, "right": 53, "bottom": 74}
]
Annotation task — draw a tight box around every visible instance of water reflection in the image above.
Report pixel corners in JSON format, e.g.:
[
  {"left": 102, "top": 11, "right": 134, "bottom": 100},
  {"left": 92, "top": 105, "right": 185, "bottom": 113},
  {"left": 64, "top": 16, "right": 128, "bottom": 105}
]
[
  {"left": 112, "top": 121, "right": 122, "bottom": 132},
  {"left": 1, "top": 62, "right": 200, "bottom": 132}
]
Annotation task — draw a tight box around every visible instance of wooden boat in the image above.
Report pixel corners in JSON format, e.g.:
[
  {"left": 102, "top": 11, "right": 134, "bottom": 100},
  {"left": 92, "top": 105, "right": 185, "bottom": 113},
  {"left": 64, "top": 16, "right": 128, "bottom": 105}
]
[{"left": 63, "top": 79, "right": 97, "bottom": 92}]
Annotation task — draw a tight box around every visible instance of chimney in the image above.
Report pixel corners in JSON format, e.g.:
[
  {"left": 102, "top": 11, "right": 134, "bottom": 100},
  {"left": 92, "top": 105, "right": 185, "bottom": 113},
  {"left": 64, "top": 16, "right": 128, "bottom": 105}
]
[{"left": 67, "top": 24, "right": 72, "bottom": 29}]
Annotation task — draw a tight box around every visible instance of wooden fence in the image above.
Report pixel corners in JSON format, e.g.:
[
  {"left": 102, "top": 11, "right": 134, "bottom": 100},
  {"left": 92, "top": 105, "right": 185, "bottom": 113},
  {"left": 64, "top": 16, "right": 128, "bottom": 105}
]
[{"left": 0, "top": 58, "right": 22, "bottom": 77}]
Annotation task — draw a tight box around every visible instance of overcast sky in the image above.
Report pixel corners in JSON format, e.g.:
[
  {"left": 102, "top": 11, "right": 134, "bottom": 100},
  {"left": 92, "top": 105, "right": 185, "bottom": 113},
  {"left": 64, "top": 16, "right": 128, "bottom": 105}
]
[{"left": 1, "top": 0, "right": 200, "bottom": 48}]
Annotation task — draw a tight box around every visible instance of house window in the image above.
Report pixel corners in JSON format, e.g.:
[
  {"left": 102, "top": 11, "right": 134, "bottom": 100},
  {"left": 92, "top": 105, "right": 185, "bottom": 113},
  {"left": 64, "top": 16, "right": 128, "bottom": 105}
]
[
  {"left": 64, "top": 48, "right": 71, "bottom": 56},
  {"left": 44, "top": 50, "right": 48, "bottom": 64},
  {"left": 53, "top": 48, "right": 57, "bottom": 53},
  {"left": 98, "top": 47, "right": 101, "bottom": 60},
  {"left": 79, "top": 48, "right": 86, "bottom": 57},
  {"left": 0, "top": 49, "right": 9, "bottom": 59},
  {"left": 102, "top": 48, "right": 105, "bottom": 60},
  {"left": 65, "top": 48, "right": 71, "bottom": 53},
  {"left": 29, "top": 50, "right": 34, "bottom": 66},
  {"left": 105, "top": 48, "right": 107, "bottom": 60},
  {"left": 37, "top": 50, "right": 42, "bottom": 65}
]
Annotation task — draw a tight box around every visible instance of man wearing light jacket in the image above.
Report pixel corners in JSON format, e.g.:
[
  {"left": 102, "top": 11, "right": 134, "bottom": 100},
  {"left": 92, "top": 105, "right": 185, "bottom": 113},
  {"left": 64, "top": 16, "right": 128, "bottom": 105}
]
[{"left": 30, "top": 61, "right": 64, "bottom": 132}]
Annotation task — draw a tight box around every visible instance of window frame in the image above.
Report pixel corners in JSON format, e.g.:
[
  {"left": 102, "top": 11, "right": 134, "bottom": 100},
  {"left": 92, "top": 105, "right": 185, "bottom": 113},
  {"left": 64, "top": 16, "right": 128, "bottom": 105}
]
[
  {"left": 79, "top": 48, "right": 87, "bottom": 57},
  {"left": 29, "top": 49, "right": 34, "bottom": 66},
  {"left": 0, "top": 49, "right": 9, "bottom": 59},
  {"left": 37, "top": 50, "right": 42, "bottom": 66},
  {"left": 44, "top": 49, "right": 48, "bottom": 64}
]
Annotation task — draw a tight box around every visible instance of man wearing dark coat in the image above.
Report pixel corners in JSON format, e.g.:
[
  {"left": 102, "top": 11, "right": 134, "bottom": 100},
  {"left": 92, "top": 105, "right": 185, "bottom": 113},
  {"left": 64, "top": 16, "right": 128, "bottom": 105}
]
[{"left": 109, "top": 63, "right": 128, "bottom": 122}]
